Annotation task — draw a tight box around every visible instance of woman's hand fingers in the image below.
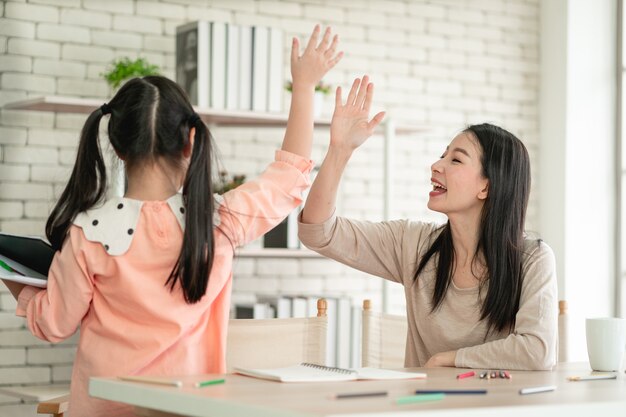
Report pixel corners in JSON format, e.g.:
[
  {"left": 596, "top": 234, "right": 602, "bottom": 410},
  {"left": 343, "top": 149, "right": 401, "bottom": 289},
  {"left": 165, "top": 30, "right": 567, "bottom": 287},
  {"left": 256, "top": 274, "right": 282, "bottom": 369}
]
[
  {"left": 368, "top": 111, "right": 386, "bottom": 132},
  {"left": 335, "top": 86, "right": 343, "bottom": 108},
  {"left": 363, "top": 82, "right": 373, "bottom": 113},
  {"left": 354, "top": 75, "right": 369, "bottom": 108},
  {"left": 345, "top": 78, "right": 361, "bottom": 106}
]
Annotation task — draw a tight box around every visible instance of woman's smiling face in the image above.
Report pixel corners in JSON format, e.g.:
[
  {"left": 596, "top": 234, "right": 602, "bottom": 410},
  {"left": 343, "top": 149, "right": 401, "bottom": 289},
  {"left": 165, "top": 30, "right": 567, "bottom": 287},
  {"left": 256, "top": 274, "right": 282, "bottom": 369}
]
[{"left": 428, "top": 132, "right": 489, "bottom": 217}]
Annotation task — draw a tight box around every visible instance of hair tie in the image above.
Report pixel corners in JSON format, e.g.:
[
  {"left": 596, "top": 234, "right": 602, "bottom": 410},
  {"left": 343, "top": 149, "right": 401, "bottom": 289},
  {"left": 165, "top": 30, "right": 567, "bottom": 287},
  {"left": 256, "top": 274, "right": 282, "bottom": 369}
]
[
  {"left": 188, "top": 113, "right": 201, "bottom": 126},
  {"left": 100, "top": 103, "right": 111, "bottom": 115}
]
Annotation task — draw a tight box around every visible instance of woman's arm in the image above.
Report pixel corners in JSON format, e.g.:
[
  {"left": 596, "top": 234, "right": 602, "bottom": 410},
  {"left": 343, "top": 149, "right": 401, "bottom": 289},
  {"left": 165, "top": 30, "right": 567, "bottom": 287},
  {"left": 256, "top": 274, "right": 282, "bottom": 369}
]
[
  {"left": 427, "top": 243, "right": 558, "bottom": 370},
  {"left": 300, "top": 76, "right": 385, "bottom": 224},
  {"left": 281, "top": 25, "right": 342, "bottom": 159}
]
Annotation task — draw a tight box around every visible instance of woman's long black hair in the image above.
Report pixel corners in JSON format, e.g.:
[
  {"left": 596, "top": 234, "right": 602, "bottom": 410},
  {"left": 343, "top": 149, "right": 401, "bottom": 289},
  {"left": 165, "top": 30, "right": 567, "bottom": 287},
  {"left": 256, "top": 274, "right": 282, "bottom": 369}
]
[
  {"left": 414, "top": 123, "right": 531, "bottom": 334},
  {"left": 45, "top": 76, "right": 217, "bottom": 304}
]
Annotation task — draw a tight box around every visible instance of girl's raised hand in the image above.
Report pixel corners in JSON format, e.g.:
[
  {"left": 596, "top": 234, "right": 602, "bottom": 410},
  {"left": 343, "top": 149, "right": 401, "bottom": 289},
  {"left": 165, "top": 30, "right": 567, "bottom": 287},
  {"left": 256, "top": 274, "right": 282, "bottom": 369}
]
[
  {"left": 291, "top": 25, "right": 343, "bottom": 89},
  {"left": 330, "top": 75, "right": 386, "bottom": 152}
]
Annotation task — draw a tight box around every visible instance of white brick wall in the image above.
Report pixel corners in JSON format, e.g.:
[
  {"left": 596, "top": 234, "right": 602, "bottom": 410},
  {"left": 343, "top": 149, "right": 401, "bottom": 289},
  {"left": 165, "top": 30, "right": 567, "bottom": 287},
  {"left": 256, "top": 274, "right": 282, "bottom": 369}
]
[{"left": 0, "top": 0, "right": 541, "bottom": 409}]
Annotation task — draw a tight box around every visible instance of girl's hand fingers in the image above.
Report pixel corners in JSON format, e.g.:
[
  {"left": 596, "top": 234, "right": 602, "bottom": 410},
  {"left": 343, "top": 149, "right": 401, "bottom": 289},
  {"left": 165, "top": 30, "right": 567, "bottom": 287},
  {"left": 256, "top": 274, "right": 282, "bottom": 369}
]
[
  {"left": 325, "top": 34, "right": 339, "bottom": 57},
  {"left": 290, "top": 37, "right": 300, "bottom": 66},
  {"left": 304, "top": 24, "right": 321, "bottom": 53},
  {"left": 317, "top": 27, "right": 332, "bottom": 51},
  {"left": 346, "top": 78, "right": 361, "bottom": 106},
  {"left": 327, "top": 51, "right": 344, "bottom": 69},
  {"left": 355, "top": 75, "right": 369, "bottom": 108}
]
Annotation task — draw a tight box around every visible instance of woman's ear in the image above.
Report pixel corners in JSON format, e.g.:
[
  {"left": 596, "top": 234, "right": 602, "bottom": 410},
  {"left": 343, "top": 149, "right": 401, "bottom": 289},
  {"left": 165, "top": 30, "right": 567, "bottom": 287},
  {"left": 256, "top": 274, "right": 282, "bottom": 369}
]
[
  {"left": 478, "top": 180, "right": 489, "bottom": 200},
  {"left": 183, "top": 127, "right": 195, "bottom": 158}
]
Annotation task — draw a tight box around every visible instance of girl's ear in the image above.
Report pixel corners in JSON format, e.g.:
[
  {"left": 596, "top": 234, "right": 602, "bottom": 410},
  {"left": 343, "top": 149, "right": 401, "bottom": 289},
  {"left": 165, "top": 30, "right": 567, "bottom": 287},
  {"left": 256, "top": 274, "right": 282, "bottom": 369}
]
[
  {"left": 478, "top": 180, "right": 489, "bottom": 200},
  {"left": 183, "top": 127, "right": 195, "bottom": 158},
  {"left": 113, "top": 148, "right": 125, "bottom": 161}
]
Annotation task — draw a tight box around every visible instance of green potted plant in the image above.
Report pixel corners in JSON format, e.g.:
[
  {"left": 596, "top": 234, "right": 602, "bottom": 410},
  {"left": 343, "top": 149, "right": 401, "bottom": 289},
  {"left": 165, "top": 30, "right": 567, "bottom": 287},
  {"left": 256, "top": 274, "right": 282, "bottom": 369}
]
[
  {"left": 102, "top": 57, "right": 160, "bottom": 89},
  {"left": 285, "top": 80, "right": 332, "bottom": 117},
  {"left": 214, "top": 171, "right": 246, "bottom": 195}
]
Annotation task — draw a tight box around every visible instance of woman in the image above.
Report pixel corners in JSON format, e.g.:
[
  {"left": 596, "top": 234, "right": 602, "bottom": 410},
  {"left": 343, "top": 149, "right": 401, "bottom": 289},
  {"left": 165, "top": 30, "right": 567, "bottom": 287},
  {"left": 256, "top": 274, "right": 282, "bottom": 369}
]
[{"left": 298, "top": 77, "right": 557, "bottom": 370}]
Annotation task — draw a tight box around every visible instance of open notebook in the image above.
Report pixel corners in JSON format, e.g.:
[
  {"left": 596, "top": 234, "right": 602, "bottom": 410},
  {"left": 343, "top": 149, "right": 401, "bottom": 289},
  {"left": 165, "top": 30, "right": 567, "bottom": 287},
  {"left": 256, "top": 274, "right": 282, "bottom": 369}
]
[{"left": 234, "top": 363, "right": 427, "bottom": 383}]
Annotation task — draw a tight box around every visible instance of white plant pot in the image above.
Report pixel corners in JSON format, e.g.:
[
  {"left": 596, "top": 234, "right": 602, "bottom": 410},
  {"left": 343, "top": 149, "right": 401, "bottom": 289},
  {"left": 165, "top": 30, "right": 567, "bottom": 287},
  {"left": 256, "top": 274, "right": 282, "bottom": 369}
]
[{"left": 314, "top": 92, "right": 324, "bottom": 118}]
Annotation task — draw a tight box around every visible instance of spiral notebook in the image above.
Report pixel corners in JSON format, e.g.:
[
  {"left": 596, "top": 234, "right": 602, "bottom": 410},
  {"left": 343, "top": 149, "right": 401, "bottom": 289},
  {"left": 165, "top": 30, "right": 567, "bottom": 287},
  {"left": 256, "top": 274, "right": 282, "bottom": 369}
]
[{"left": 234, "top": 363, "right": 427, "bottom": 383}]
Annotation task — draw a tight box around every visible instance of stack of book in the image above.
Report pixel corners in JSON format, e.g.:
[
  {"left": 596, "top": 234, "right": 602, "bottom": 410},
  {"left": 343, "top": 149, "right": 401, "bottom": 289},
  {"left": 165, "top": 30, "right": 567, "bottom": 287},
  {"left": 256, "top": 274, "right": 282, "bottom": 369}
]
[{"left": 176, "top": 21, "right": 283, "bottom": 113}]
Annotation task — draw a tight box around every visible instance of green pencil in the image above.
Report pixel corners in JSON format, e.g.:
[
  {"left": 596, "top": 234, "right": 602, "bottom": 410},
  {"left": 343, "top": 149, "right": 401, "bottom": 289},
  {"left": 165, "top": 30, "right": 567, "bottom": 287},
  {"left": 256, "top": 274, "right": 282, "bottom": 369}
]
[
  {"left": 396, "top": 393, "right": 445, "bottom": 405},
  {"left": 195, "top": 378, "right": 225, "bottom": 388}
]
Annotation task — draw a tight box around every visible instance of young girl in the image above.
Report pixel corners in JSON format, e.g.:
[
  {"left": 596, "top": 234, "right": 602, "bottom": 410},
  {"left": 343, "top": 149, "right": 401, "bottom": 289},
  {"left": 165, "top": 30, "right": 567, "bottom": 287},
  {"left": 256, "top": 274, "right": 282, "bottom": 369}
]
[
  {"left": 1, "top": 26, "right": 342, "bottom": 416},
  {"left": 299, "top": 76, "right": 558, "bottom": 371}
]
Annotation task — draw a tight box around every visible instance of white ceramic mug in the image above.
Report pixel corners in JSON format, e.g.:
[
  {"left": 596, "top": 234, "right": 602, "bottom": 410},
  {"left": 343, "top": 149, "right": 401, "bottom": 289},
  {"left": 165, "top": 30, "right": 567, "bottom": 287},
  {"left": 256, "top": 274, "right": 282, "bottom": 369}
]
[{"left": 585, "top": 317, "right": 626, "bottom": 371}]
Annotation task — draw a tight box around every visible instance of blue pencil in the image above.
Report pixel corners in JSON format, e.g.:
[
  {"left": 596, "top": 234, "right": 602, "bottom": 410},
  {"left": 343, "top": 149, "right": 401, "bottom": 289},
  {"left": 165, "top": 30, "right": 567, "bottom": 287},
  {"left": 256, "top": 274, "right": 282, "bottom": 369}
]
[{"left": 415, "top": 389, "right": 487, "bottom": 395}]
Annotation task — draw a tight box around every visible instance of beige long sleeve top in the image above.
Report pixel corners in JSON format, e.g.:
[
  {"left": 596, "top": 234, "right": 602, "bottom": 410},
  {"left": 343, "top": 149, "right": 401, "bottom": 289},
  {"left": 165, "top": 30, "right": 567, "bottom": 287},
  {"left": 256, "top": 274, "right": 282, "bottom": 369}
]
[{"left": 298, "top": 215, "right": 558, "bottom": 371}]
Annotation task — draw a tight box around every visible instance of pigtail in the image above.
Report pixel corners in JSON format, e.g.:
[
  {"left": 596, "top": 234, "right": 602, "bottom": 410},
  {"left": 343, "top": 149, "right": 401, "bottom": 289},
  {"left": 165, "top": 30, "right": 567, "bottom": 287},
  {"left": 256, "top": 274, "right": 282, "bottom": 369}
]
[
  {"left": 166, "top": 114, "right": 215, "bottom": 303},
  {"left": 45, "top": 106, "right": 109, "bottom": 251}
]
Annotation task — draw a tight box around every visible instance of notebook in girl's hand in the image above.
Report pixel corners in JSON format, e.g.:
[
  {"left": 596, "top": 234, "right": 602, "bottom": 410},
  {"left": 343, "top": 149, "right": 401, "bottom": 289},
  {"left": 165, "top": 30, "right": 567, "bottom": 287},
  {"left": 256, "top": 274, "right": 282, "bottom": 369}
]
[
  {"left": 0, "top": 232, "right": 54, "bottom": 288},
  {"left": 234, "top": 363, "right": 427, "bottom": 383}
]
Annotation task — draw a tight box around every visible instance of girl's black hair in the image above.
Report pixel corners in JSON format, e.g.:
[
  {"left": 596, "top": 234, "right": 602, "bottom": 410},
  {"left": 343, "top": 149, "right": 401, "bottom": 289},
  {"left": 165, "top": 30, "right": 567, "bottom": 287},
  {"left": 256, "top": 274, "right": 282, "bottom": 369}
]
[
  {"left": 414, "top": 123, "right": 531, "bottom": 334},
  {"left": 45, "top": 75, "right": 217, "bottom": 304}
]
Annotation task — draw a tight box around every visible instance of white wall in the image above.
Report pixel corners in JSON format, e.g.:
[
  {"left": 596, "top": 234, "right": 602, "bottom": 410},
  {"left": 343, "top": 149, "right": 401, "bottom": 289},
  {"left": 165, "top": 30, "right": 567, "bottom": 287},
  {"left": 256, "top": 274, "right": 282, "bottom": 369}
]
[
  {"left": 540, "top": 0, "right": 618, "bottom": 361},
  {"left": 0, "top": 0, "right": 541, "bottom": 414}
]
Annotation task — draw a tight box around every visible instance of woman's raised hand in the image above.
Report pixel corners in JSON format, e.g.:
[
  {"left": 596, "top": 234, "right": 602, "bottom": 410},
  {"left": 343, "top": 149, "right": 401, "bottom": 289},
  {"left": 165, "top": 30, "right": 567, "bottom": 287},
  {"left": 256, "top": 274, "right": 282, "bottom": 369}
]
[
  {"left": 290, "top": 25, "right": 343, "bottom": 89},
  {"left": 330, "top": 75, "right": 386, "bottom": 152}
]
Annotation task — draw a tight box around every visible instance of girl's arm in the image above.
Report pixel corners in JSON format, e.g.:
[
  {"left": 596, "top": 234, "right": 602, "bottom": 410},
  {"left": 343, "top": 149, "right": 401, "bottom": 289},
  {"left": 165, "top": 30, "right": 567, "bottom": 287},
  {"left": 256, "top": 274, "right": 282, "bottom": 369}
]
[
  {"left": 281, "top": 25, "right": 342, "bottom": 159},
  {"left": 1, "top": 280, "right": 25, "bottom": 300},
  {"left": 215, "top": 26, "right": 342, "bottom": 247},
  {"left": 17, "top": 227, "right": 95, "bottom": 343},
  {"left": 301, "top": 76, "right": 385, "bottom": 224}
]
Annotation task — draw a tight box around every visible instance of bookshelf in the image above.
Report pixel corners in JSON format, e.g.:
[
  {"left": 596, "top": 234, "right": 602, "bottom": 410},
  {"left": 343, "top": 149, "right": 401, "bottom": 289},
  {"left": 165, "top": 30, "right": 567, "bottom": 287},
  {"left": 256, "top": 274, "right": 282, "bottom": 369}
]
[
  {"left": 3, "top": 95, "right": 428, "bottom": 133},
  {"left": 4, "top": 96, "right": 429, "bottom": 267}
]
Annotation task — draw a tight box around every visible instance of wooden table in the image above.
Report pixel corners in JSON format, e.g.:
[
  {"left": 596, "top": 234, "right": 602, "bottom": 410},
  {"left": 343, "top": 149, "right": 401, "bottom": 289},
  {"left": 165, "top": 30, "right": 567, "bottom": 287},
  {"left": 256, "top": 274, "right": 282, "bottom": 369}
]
[{"left": 89, "top": 363, "right": 626, "bottom": 417}]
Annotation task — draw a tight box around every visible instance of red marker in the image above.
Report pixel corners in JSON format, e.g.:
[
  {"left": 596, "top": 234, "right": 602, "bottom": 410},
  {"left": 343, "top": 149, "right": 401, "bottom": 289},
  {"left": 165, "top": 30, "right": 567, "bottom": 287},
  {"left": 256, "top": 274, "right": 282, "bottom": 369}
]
[{"left": 456, "top": 371, "right": 476, "bottom": 380}]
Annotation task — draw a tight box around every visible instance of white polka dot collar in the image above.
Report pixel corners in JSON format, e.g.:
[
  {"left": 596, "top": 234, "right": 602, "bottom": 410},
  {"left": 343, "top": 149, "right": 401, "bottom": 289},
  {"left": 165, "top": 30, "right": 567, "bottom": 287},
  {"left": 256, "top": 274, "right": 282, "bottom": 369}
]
[{"left": 73, "top": 194, "right": 185, "bottom": 256}]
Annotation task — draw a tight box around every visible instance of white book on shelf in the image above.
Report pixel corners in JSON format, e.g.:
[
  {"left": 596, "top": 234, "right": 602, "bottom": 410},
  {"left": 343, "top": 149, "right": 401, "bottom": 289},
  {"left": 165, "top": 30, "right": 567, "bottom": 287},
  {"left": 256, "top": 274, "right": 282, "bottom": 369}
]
[
  {"left": 306, "top": 296, "right": 320, "bottom": 318},
  {"left": 252, "top": 25, "right": 269, "bottom": 112},
  {"left": 276, "top": 296, "right": 292, "bottom": 319},
  {"left": 210, "top": 21, "right": 227, "bottom": 109},
  {"left": 350, "top": 304, "right": 362, "bottom": 368},
  {"left": 225, "top": 23, "right": 240, "bottom": 110},
  {"left": 267, "top": 27, "right": 283, "bottom": 113},
  {"left": 335, "top": 297, "right": 352, "bottom": 369},
  {"left": 324, "top": 297, "right": 338, "bottom": 367},
  {"left": 176, "top": 21, "right": 210, "bottom": 108},
  {"left": 253, "top": 302, "right": 271, "bottom": 319},
  {"left": 291, "top": 297, "right": 307, "bottom": 318},
  {"left": 238, "top": 25, "right": 253, "bottom": 111},
  {"left": 287, "top": 209, "right": 299, "bottom": 249}
]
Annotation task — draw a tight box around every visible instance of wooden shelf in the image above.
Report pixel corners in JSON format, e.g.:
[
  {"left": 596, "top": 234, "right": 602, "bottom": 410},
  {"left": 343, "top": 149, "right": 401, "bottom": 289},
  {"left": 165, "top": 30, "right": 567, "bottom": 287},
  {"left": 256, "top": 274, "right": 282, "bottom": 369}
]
[
  {"left": 3, "top": 95, "right": 326, "bottom": 127},
  {"left": 235, "top": 248, "right": 322, "bottom": 258},
  {"left": 3, "top": 95, "right": 429, "bottom": 133}
]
